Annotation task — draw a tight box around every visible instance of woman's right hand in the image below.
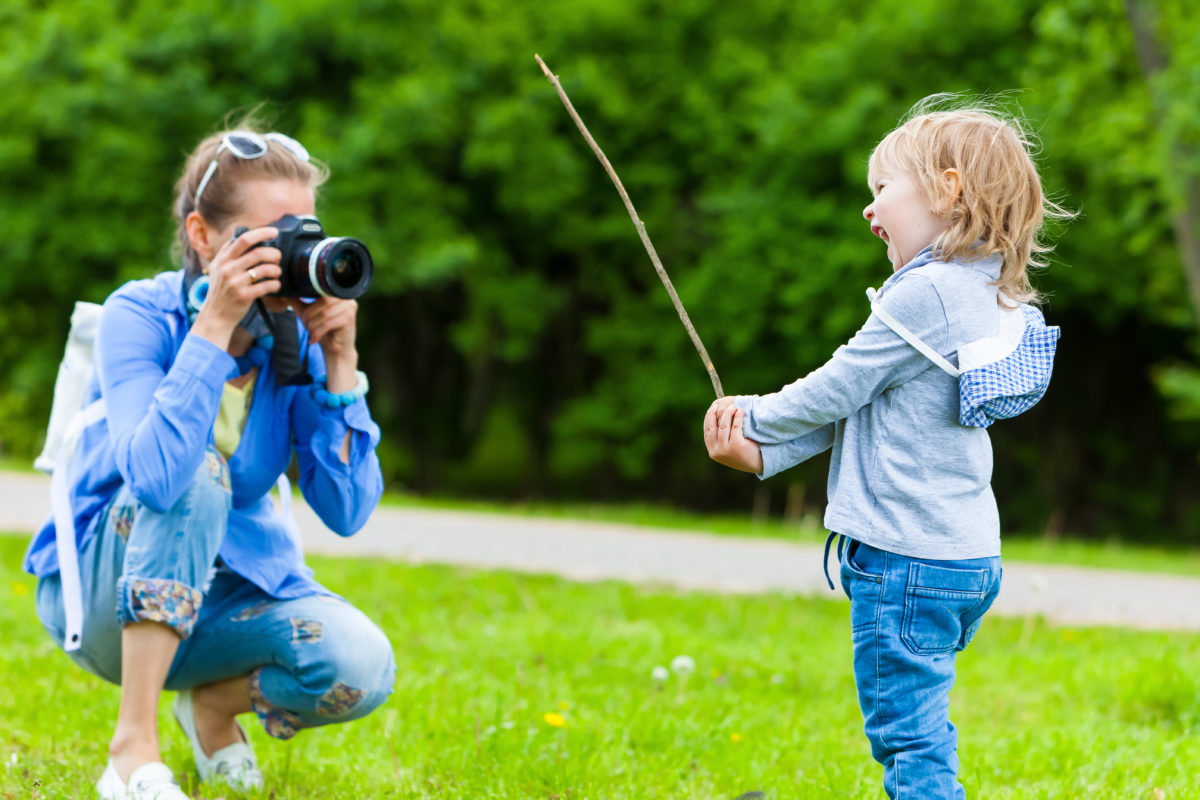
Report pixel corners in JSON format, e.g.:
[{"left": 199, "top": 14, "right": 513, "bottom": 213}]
[{"left": 190, "top": 226, "right": 283, "bottom": 351}]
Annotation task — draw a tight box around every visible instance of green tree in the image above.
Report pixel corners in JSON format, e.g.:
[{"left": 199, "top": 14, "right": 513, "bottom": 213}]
[{"left": 1, "top": 0, "right": 1197, "bottom": 539}]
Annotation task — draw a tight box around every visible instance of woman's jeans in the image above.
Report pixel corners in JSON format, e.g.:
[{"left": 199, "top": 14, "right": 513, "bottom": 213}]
[
  {"left": 35, "top": 449, "right": 396, "bottom": 740},
  {"left": 839, "top": 538, "right": 1002, "bottom": 800}
]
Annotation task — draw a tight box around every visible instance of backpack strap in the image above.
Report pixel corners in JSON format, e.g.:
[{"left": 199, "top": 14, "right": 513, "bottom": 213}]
[
  {"left": 274, "top": 473, "right": 303, "bottom": 549},
  {"left": 866, "top": 288, "right": 960, "bottom": 378},
  {"left": 51, "top": 398, "right": 107, "bottom": 652}
]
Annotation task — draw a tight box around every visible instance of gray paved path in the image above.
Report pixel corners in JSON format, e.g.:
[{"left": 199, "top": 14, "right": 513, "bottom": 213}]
[{"left": 4, "top": 471, "right": 1200, "bottom": 631}]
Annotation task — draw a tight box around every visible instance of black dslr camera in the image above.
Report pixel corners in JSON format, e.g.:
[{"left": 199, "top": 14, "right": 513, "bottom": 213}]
[{"left": 235, "top": 214, "right": 373, "bottom": 299}]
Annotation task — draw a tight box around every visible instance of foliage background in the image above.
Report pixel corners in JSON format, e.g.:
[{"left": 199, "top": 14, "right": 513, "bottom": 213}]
[{"left": 1, "top": 0, "right": 1197, "bottom": 539}]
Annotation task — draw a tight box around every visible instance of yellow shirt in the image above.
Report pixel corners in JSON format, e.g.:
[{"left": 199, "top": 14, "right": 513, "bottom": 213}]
[{"left": 213, "top": 371, "right": 257, "bottom": 459}]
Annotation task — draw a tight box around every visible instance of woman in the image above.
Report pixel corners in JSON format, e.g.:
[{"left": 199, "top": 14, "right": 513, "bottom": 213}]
[{"left": 23, "top": 123, "right": 395, "bottom": 800}]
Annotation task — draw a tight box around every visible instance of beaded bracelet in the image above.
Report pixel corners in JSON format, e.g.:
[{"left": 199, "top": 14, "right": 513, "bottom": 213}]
[{"left": 311, "top": 370, "right": 369, "bottom": 409}]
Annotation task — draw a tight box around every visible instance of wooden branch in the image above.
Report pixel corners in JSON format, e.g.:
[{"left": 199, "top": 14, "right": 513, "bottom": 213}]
[{"left": 535, "top": 54, "right": 724, "bottom": 398}]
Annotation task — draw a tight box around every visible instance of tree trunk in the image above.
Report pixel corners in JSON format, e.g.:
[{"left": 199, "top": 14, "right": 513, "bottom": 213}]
[{"left": 1123, "top": 0, "right": 1200, "bottom": 323}]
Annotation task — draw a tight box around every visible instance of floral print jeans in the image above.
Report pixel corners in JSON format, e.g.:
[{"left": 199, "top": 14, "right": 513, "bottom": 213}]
[{"left": 35, "top": 448, "right": 395, "bottom": 740}]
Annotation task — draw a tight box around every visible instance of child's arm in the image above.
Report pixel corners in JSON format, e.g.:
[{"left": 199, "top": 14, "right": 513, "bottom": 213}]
[
  {"left": 759, "top": 423, "right": 835, "bottom": 477},
  {"left": 705, "top": 404, "right": 835, "bottom": 477},
  {"left": 733, "top": 275, "right": 949, "bottom": 444}
]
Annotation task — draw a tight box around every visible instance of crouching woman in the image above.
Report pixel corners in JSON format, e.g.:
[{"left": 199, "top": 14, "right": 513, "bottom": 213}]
[{"left": 23, "top": 124, "right": 395, "bottom": 800}]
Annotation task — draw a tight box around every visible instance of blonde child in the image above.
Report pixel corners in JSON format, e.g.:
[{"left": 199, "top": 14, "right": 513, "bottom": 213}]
[{"left": 704, "top": 98, "right": 1070, "bottom": 798}]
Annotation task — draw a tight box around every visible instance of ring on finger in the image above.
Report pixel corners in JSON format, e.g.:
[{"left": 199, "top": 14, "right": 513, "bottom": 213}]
[{"left": 248, "top": 268, "right": 259, "bottom": 283}]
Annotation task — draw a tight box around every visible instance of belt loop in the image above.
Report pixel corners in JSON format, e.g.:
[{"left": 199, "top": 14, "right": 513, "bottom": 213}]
[{"left": 822, "top": 532, "right": 841, "bottom": 591}]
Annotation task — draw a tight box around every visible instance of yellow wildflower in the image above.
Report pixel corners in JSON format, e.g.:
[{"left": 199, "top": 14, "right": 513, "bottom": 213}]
[
  {"left": 12, "top": 583, "right": 28, "bottom": 597},
  {"left": 730, "top": 732, "right": 743, "bottom": 743},
  {"left": 543, "top": 712, "right": 566, "bottom": 728}
]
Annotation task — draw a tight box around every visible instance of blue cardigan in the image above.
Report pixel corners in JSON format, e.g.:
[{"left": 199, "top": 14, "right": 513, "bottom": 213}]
[
  {"left": 733, "top": 247, "right": 1009, "bottom": 561},
  {"left": 24, "top": 270, "right": 384, "bottom": 598}
]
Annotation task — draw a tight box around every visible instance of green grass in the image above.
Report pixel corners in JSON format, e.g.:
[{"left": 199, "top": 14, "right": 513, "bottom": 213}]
[
  {"left": 2, "top": 534, "right": 1199, "bottom": 799},
  {"left": 0, "top": 457, "right": 39, "bottom": 475}
]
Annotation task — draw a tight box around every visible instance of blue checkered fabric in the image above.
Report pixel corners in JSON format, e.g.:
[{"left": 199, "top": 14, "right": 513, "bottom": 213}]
[{"left": 958, "top": 305, "right": 1059, "bottom": 428}]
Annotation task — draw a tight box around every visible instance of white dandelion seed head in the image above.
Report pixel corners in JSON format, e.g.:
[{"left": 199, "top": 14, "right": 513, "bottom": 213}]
[
  {"left": 671, "top": 654, "right": 695, "bottom": 675},
  {"left": 651, "top": 665, "right": 669, "bottom": 682}
]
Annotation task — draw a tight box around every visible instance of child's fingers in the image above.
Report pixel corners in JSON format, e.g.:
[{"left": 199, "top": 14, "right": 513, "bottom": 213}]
[
  {"left": 703, "top": 406, "right": 718, "bottom": 450},
  {"left": 712, "top": 397, "right": 737, "bottom": 413},
  {"left": 717, "top": 404, "right": 736, "bottom": 446},
  {"left": 730, "top": 408, "right": 745, "bottom": 441}
]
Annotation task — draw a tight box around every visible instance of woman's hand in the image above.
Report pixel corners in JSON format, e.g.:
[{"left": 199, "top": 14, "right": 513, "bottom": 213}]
[
  {"left": 191, "top": 227, "right": 282, "bottom": 351},
  {"left": 295, "top": 297, "right": 359, "bottom": 392},
  {"left": 704, "top": 402, "right": 764, "bottom": 474}
]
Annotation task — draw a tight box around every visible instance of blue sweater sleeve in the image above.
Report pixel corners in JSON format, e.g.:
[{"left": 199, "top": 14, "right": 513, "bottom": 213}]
[
  {"left": 289, "top": 339, "right": 383, "bottom": 536},
  {"left": 735, "top": 275, "right": 949, "bottom": 444},
  {"left": 756, "top": 424, "right": 836, "bottom": 479},
  {"left": 98, "top": 294, "right": 235, "bottom": 512}
]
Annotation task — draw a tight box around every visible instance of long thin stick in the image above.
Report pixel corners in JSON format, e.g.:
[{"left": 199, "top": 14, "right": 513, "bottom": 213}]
[{"left": 535, "top": 54, "right": 724, "bottom": 398}]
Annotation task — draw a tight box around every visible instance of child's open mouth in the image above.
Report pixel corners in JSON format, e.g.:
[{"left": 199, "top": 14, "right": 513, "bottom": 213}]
[{"left": 871, "top": 224, "right": 890, "bottom": 244}]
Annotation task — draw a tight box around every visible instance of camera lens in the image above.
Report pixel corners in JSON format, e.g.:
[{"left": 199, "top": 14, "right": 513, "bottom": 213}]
[
  {"left": 300, "top": 237, "right": 373, "bottom": 299},
  {"left": 328, "top": 249, "right": 364, "bottom": 290}
]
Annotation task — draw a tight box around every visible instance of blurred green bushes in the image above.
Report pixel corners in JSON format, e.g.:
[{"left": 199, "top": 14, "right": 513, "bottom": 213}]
[{"left": 1, "top": 0, "right": 1197, "bottom": 539}]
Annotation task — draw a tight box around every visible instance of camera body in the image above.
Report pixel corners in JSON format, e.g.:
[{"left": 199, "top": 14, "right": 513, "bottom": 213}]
[{"left": 235, "top": 214, "right": 373, "bottom": 299}]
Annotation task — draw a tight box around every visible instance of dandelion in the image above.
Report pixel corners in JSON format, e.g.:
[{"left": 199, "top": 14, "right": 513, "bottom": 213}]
[
  {"left": 730, "top": 732, "right": 743, "bottom": 743},
  {"left": 670, "top": 655, "right": 695, "bottom": 675},
  {"left": 651, "top": 666, "right": 669, "bottom": 683},
  {"left": 12, "top": 583, "right": 28, "bottom": 597},
  {"left": 543, "top": 712, "right": 566, "bottom": 728}
]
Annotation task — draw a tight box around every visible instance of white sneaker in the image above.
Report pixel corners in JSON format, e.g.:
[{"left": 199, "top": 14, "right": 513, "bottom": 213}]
[
  {"left": 96, "top": 761, "right": 190, "bottom": 800},
  {"left": 171, "top": 689, "right": 264, "bottom": 791}
]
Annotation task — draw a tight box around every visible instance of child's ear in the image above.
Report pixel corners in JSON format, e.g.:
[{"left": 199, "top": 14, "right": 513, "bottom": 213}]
[{"left": 937, "top": 168, "right": 963, "bottom": 216}]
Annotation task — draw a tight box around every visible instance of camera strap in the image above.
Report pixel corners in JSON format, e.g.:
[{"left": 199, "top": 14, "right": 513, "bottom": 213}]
[{"left": 256, "top": 299, "right": 313, "bottom": 386}]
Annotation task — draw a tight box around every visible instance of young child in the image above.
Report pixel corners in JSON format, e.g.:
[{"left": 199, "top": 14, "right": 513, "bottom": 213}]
[{"left": 703, "top": 100, "right": 1070, "bottom": 798}]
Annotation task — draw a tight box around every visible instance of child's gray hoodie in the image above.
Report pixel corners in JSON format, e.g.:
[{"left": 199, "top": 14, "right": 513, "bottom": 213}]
[{"left": 734, "top": 248, "right": 1012, "bottom": 560}]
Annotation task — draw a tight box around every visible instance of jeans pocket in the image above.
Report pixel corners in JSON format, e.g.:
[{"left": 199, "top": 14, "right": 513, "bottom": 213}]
[
  {"left": 840, "top": 541, "right": 883, "bottom": 594},
  {"left": 900, "top": 562, "right": 990, "bottom": 656}
]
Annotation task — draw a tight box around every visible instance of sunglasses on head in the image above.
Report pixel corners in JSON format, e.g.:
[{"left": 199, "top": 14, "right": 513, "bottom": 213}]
[{"left": 193, "top": 131, "right": 310, "bottom": 207}]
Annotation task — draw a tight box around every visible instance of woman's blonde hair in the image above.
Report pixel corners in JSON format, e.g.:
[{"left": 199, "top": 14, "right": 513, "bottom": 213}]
[
  {"left": 172, "top": 114, "right": 329, "bottom": 274},
  {"left": 868, "top": 95, "right": 1074, "bottom": 304}
]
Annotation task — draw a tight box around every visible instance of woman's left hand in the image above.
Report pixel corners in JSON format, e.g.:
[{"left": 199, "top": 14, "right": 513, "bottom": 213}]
[
  {"left": 294, "top": 298, "right": 358, "bottom": 394},
  {"left": 295, "top": 297, "right": 357, "bottom": 357}
]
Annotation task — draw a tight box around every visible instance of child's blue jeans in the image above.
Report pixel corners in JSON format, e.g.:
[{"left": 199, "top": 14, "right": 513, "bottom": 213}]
[
  {"left": 35, "top": 448, "right": 396, "bottom": 740},
  {"left": 839, "top": 537, "right": 1001, "bottom": 800}
]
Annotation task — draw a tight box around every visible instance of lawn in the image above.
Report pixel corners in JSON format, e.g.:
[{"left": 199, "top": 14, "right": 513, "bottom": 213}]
[{"left": 2, "top": 532, "right": 1199, "bottom": 799}]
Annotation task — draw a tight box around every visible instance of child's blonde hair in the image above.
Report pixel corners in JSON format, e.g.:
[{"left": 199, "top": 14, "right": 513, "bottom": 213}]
[{"left": 868, "top": 95, "right": 1073, "bottom": 304}]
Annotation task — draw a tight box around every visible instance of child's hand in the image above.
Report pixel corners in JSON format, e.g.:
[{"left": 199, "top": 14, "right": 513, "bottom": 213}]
[{"left": 704, "top": 403, "right": 764, "bottom": 474}]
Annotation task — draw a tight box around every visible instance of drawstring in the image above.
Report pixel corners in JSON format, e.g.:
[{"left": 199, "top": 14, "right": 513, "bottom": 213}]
[{"left": 823, "top": 532, "right": 847, "bottom": 591}]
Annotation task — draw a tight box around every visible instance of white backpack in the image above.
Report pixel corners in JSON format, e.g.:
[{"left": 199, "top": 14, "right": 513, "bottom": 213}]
[
  {"left": 36, "top": 302, "right": 105, "bottom": 474},
  {"left": 36, "top": 302, "right": 107, "bottom": 651}
]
